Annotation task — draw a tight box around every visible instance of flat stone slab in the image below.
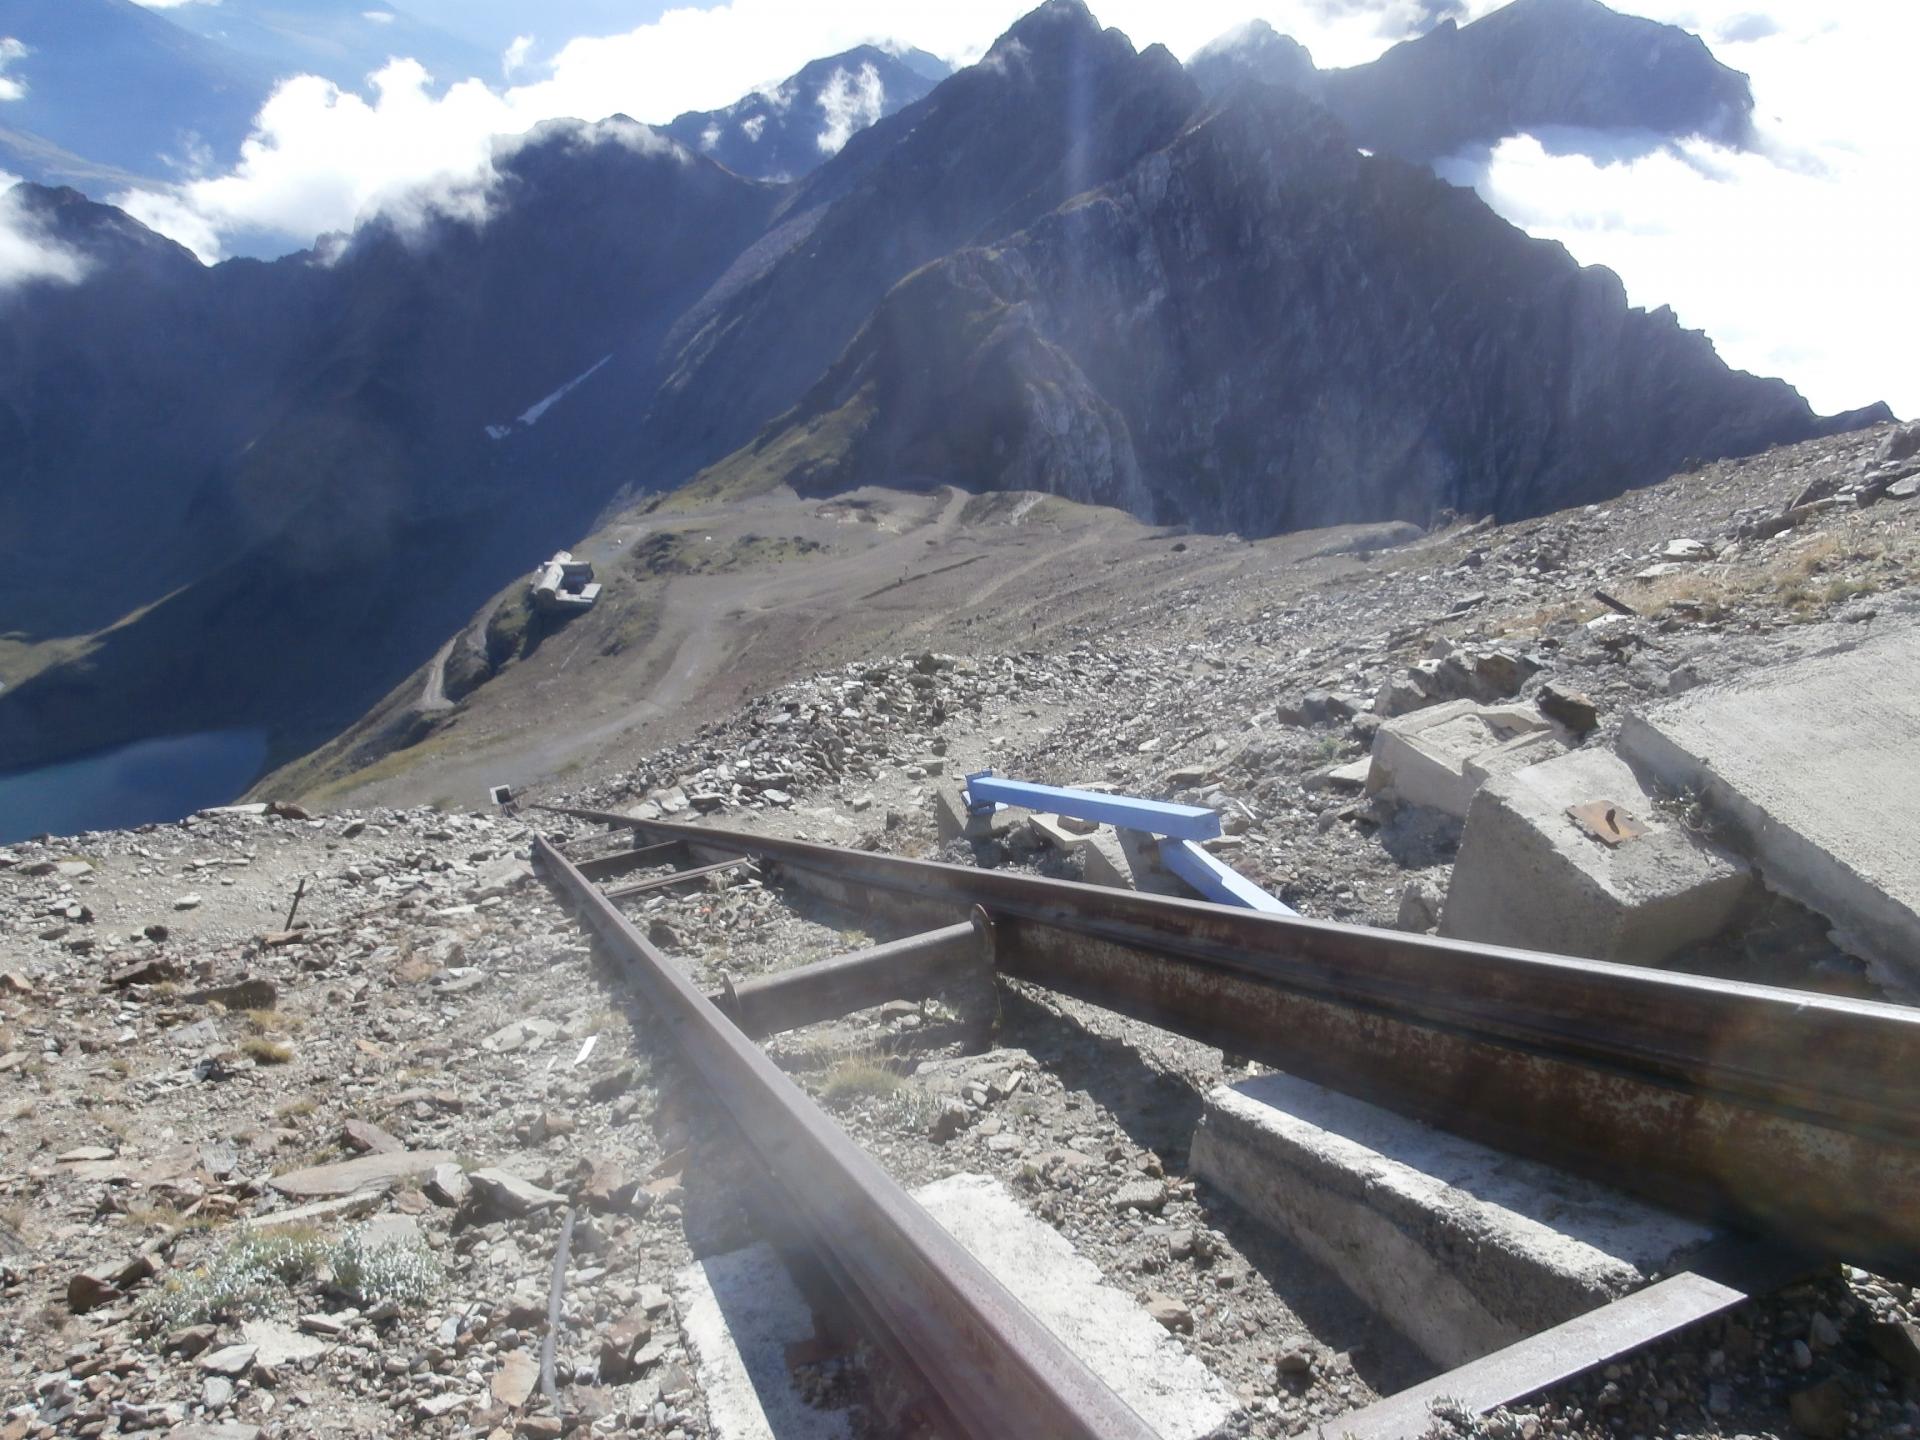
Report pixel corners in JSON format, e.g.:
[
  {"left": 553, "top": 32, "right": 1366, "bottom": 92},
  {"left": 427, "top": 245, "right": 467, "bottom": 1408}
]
[
  {"left": 1441, "top": 747, "right": 1751, "bottom": 964},
  {"left": 269, "top": 1150, "right": 457, "bottom": 1200},
  {"left": 1618, "top": 626, "right": 1920, "bottom": 994},
  {"left": 916, "top": 1173, "right": 1234, "bottom": 1440},
  {"left": 675, "top": 1243, "right": 854, "bottom": 1440},
  {"left": 1191, "top": 1072, "right": 1716, "bottom": 1368}
]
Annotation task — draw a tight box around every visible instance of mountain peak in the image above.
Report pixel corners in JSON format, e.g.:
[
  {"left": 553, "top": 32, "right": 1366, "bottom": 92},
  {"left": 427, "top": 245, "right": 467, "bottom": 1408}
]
[
  {"left": 987, "top": 0, "right": 1109, "bottom": 60},
  {"left": 1189, "top": 18, "right": 1319, "bottom": 100},
  {"left": 662, "top": 43, "right": 946, "bottom": 182}
]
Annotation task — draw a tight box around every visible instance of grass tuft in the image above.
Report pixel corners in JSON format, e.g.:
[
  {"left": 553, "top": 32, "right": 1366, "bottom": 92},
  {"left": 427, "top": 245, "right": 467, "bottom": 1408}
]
[
  {"left": 819, "top": 1050, "right": 904, "bottom": 1106},
  {"left": 241, "top": 1038, "right": 293, "bottom": 1066}
]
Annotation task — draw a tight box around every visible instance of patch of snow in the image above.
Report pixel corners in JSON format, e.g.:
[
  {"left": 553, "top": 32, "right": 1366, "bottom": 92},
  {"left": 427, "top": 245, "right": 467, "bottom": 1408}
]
[{"left": 483, "top": 354, "right": 613, "bottom": 441}]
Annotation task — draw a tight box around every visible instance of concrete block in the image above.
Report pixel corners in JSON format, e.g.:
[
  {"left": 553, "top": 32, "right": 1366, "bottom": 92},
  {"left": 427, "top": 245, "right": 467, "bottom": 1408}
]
[
  {"left": 675, "top": 1243, "right": 853, "bottom": 1440},
  {"left": 1617, "top": 627, "right": 1920, "bottom": 994},
  {"left": 1367, "top": 700, "right": 1565, "bottom": 818},
  {"left": 1441, "top": 747, "right": 1752, "bottom": 963},
  {"left": 915, "top": 1173, "right": 1233, "bottom": 1440},
  {"left": 1189, "top": 1073, "right": 1715, "bottom": 1368},
  {"left": 1078, "top": 828, "right": 1136, "bottom": 889},
  {"left": 932, "top": 781, "right": 1015, "bottom": 845}
]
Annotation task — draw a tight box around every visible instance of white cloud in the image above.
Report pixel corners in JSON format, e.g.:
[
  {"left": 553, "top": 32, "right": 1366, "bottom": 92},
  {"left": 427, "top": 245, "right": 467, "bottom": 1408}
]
[
  {"left": 129, "top": 0, "right": 219, "bottom": 8},
  {"left": 0, "top": 175, "right": 88, "bottom": 291},
  {"left": 0, "top": 37, "right": 28, "bottom": 102},
  {"left": 1436, "top": 0, "right": 1920, "bottom": 417},
  {"left": 364, "top": 9, "right": 396, "bottom": 24},
  {"left": 98, "top": 1, "right": 1909, "bottom": 417},
  {"left": 502, "top": 34, "right": 535, "bottom": 79},
  {"left": 815, "top": 63, "right": 885, "bottom": 155}
]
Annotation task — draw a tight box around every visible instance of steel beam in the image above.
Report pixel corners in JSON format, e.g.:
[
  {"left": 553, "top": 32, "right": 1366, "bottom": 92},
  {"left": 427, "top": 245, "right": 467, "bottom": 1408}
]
[
  {"left": 602, "top": 856, "right": 753, "bottom": 900},
  {"left": 1339, "top": 1240, "right": 1811, "bottom": 1438},
  {"left": 713, "top": 922, "right": 987, "bottom": 1039},
  {"left": 542, "top": 806, "right": 1920, "bottom": 1274},
  {"left": 532, "top": 835, "right": 1155, "bottom": 1440},
  {"left": 1158, "top": 837, "right": 1295, "bottom": 914},
  {"left": 963, "top": 772, "right": 1222, "bottom": 841},
  {"left": 574, "top": 840, "right": 688, "bottom": 883}
]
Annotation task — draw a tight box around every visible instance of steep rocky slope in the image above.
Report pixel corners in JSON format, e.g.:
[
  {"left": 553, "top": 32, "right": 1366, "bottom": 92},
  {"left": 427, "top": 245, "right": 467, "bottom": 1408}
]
[
  {"left": 661, "top": 44, "right": 948, "bottom": 182},
  {"left": 700, "top": 84, "right": 1879, "bottom": 534},
  {"left": 0, "top": 0, "right": 272, "bottom": 185}
]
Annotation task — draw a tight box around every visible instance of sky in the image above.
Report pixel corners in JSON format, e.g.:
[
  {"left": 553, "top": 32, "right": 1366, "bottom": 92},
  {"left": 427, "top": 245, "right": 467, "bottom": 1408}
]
[{"left": 0, "top": 0, "right": 1914, "bottom": 417}]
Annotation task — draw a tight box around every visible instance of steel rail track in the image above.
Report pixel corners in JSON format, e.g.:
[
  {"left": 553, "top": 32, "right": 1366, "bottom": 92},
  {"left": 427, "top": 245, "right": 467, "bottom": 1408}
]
[
  {"left": 544, "top": 805, "right": 1920, "bottom": 1275},
  {"left": 531, "top": 833, "right": 1158, "bottom": 1440}
]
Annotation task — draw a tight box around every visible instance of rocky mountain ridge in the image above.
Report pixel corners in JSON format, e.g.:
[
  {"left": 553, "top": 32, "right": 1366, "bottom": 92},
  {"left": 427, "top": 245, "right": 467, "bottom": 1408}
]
[
  {"left": 661, "top": 44, "right": 949, "bottom": 182},
  {"left": 1189, "top": 0, "right": 1756, "bottom": 161},
  {"left": 0, "top": 0, "right": 1891, "bottom": 802}
]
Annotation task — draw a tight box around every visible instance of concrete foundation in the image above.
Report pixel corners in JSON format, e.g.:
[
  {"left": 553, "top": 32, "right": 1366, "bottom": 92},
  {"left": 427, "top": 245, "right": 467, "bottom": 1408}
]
[
  {"left": 1618, "top": 627, "right": 1920, "bottom": 994},
  {"left": 675, "top": 1243, "right": 853, "bottom": 1440},
  {"left": 1440, "top": 747, "right": 1752, "bottom": 964},
  {"left": 932, "top": 781, "right": 1016, "bottom": 845},
  {"left": 1367, "top": 700, "right": 1566, "bottom": 818},
  {"left": 1189, "top": 1073, "right": 1715, "bottom": 1368},
  {"left": 915, "top": 1173, "right": 1234, "bottom": 1440}
]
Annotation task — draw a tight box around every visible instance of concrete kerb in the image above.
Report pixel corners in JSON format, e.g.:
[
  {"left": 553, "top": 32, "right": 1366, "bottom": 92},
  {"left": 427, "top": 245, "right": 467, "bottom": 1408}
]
[
  {"left": 1190, "top": 1072, "right": 1717, "bottom": 1369},
  {"left": 916, "top": 1174, "right": 1235, "bottom": 1440}
]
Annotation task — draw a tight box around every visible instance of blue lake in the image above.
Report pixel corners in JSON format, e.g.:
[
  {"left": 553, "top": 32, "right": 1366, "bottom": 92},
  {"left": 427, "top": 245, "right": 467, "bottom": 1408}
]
[{"left": 0, "top": 730, "right": 270, "bottom": 844}]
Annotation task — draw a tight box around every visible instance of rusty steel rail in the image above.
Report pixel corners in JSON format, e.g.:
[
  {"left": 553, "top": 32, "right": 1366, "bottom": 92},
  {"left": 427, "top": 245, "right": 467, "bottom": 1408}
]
[
  {"left": 543, "top": 805, "right": 1920, "bottom": 1275},
  {"left": 531, "top": 834, "right": 1157, "bottom": 1440},
  {"left": 713, "top": 920, "right": 987, "bottom": 1039},
  {"left": 1338, "top": 1238, "right": 1812, "bottom": 1438}
]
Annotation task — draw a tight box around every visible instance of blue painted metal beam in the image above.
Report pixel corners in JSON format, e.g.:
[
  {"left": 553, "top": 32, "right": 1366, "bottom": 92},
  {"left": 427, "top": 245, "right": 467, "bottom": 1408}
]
[
  {"left": 1158, "top": 838, "right": 1296, "bottom": 915},
  {"left": 964, "top": 772, "right": 1221, "bottom": 842}
]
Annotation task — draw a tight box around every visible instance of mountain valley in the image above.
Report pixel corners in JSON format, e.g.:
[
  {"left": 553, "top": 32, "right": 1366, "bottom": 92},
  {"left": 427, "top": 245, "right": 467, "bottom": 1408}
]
[{"left": 0, "top": 0, "right": 1896, "bottom": 823}]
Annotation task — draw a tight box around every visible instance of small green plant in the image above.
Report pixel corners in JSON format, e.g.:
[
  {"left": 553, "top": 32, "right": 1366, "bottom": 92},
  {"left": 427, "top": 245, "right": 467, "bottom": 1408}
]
[
  {"left": 141, "top": 1230, "right": 327, "bottom": 1332},
  {"left": 140, "top": 1224, "right": 439, "bottom": 1333},
  {"left": 330, "top": 1226, "right": 439, "bottom": 1307}
]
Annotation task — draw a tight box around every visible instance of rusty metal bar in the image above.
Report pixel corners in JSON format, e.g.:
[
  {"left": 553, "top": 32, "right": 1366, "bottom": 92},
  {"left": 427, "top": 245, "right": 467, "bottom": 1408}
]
[
  {"left": 602, "top": 855, "right": 753, "bottom": 900},
  {"left": 542, "top": 806, "right": 1920, "bottom": 1273},
  {"left": 532, "top": 834, "right": 1156, "bottom": 1440},
  {"left": 1339, "top": 1240, "right": 1812, "bottom": 1438},
  {"left": 713, "top": 922, "right": 986, "bottom": 1039},
  {"left": 574, "top": 839, "right": 689, "bottom": 883}
]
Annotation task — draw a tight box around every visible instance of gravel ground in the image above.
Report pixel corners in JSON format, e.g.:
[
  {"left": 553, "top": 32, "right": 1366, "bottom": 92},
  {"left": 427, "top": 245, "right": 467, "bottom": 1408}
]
[{"left": 4, "top": 423, "right": 1918, "bottom": 1438}]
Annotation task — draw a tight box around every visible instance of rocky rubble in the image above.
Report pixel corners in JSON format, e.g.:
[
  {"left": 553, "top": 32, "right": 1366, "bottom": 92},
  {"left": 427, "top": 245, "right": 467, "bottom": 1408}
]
[
  {"left": 4, "top": 424, "right": 1918, "bottom": 1440},
  {"left": 0, "top": 805, "right": 728, "bottom": 1438}
]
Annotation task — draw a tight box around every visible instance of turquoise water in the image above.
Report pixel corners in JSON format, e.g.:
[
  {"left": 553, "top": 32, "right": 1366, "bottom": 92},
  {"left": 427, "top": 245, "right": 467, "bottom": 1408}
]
[{"left": 0, "top": 730, "right": 270, "bottom": 843}]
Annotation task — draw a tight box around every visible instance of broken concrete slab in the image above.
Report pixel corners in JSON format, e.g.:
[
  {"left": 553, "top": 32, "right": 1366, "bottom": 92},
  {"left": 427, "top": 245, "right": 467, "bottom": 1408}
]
[
  {"left": 1618, "top": 626, "right": 1920, "bottom": 994},
  {"left": 1440, "top": 747, "right": 1751, "bottom": 964},
  {"left": 1190, "top": 1072, "right": 1715, "bottom": 1368},
  {"left": 268, "top": 1150, "right": 457, "bottom": 1200},
  {"left": 915, "top": 1173, "right": 1234, "bottom": 1440},
  {"left": 675, "top": 1242, "right": 854, "bottom": 1440},
  {"left": 1367, "top": 700, "right": 1566, "bottom": 818}
]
